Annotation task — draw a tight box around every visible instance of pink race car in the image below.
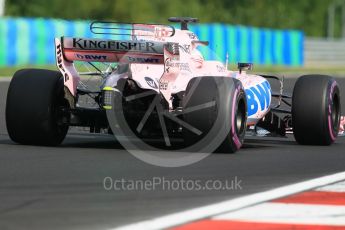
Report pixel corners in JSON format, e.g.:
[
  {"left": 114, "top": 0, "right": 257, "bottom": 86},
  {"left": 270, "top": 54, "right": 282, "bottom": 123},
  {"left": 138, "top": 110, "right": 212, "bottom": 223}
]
[{"left": 6, "top": 17, "right": 343, "bottom": 152}]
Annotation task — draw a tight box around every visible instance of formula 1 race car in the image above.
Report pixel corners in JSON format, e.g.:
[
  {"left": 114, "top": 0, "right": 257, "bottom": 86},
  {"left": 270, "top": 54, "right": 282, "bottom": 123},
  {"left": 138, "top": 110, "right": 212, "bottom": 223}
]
[{"left": 6, "top": 17, "right": 342, "bottom": 153}]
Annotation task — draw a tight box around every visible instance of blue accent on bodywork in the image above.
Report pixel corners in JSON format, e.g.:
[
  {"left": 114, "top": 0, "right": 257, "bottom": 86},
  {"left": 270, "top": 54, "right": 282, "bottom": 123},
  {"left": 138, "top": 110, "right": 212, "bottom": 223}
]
[{"left": 245, "top": 81, "right": 271, "bottom": 117}]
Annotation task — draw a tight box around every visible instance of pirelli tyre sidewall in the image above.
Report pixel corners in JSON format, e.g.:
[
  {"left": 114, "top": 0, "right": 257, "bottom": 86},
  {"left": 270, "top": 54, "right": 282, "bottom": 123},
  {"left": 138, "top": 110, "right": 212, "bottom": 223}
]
[
  {"left": 106, "top": 76, "right": 241, "bottom": 167},
  {"left": 292, "top": 75, "right": 341, "bottom": 145},
  {"left": 6, "top": 69, "right": 68, "bottom": 146},
  {"left": 217, "top": 87, "right": 247, "bottom": 153},
  {"left": 183, "top": 77, "right": 246, "bottom": 153}
]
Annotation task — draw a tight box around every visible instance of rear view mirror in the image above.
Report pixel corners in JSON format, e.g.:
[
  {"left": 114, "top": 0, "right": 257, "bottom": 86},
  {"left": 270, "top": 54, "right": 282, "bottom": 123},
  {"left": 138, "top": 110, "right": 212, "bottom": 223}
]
[{"left": 238, "top": 63, "right": 253, "bottom": 73}]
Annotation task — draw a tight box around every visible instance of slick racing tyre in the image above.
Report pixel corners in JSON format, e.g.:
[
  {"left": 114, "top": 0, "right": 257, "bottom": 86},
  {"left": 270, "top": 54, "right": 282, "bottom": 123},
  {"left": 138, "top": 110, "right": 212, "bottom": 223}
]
[
  {"left": 6, "top": 69, "right": 69, "bottom": 146},
  {"left": 292, "top": 75, "right": 341, "bottom": 145},
  {"left": 183, "top": 77, "right": 247, "bottom": 153}
]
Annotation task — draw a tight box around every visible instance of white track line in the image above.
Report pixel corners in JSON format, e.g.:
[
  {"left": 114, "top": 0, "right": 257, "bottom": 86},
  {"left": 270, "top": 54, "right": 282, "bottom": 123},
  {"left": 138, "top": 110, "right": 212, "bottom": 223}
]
[
  {"left": 316, "top": 181, "right": 345, "bottom": 192},
  {"left": 0, "top": 77, "right": 11, "bottom": 82},
  {"left": 214, "top": 202, "right": 345, "bottom": 226},
  {"left": 113, "top": 171, "right": 345, "bottom": 230}
]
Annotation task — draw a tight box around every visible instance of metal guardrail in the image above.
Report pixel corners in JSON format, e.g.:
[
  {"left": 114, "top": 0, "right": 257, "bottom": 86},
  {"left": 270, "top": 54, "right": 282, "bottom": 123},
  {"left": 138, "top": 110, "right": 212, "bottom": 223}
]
[{"left": 305, "top": 38, "right": 345, "bottom": 67}]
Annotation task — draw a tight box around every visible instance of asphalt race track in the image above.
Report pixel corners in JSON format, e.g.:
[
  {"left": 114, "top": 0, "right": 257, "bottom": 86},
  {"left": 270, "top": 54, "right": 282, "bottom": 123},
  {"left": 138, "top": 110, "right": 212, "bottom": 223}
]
[{"left": 0, "top": 75, "right": 345, "bottom": 230}]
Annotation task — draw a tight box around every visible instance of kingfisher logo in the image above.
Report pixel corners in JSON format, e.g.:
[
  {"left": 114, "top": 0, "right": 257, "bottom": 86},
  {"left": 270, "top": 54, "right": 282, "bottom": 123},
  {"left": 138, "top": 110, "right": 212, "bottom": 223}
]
[{"left": 245, "top": 81, "right": 271, "bottom": 117}]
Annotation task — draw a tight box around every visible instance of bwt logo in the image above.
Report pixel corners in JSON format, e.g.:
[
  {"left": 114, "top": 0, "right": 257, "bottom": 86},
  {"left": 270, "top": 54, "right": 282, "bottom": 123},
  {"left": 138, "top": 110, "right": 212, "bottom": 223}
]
[
  {"left": 127, "top": 56, "right": 159, "bottom": 63},
  {"left": 76, "top": 54, "right": 107, "bottom": 61},
  {"left": 245, "top": 81, "right": 271, "bottom": 117}
]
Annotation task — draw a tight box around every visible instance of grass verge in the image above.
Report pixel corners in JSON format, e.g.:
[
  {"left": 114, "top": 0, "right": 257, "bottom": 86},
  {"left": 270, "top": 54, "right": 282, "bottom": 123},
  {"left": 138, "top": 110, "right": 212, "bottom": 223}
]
[
  {"left": 1, "top": 64, "right": 345, "bottom": 77},
  {"left": 0, "top": 65, "right": 58, "bottom": 77}
]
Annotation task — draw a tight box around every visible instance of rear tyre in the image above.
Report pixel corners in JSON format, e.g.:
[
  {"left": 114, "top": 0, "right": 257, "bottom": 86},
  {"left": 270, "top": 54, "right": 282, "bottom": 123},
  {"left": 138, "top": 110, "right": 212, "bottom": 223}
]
[
  {"left": 292, "top": 75, "right": 341, "bottom": 145},
  {"left": 217, "top": 88, "right": 247, "bottom": 153},
  {"left": 183, "top": 77, "right": 247, "bottom": 153},
  {"left": 6, "top": 69, "right": 69, "bottom": 146}
]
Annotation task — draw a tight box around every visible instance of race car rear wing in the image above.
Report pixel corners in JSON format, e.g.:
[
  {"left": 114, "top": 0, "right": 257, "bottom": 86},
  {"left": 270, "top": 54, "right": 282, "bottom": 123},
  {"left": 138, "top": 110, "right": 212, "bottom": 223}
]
[
  {"left": 60, "top": 37, "right": 180, "bottom": 64},
  {"left": 55, "top": 37, "right": 180, "bottom": 96}
]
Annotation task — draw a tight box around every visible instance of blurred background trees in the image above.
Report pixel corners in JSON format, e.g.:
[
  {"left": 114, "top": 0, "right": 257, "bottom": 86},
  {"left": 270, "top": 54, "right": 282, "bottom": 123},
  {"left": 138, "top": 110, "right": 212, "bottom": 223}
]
[{"left": 3, "top": 0, "right": 343, "bottom": 37}]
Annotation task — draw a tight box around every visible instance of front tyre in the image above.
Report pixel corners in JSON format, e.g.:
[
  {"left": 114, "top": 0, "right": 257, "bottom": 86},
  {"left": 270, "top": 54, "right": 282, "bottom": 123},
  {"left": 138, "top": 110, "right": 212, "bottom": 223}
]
[
  {"left": 292, "top": 75, "right": 341, "bottom": 145},
  {"left": 6, "top": 69, "right": 69, "bottom": 146}
]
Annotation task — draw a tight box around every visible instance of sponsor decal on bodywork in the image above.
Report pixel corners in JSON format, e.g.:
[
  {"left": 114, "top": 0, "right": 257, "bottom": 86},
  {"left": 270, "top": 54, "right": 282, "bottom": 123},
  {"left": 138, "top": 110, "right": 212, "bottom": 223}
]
[
  {"left": 187, "top": 32, "right": 197, "bottom": 39},
  {"left": 216, "top": 65, "right": 226, "bottom": 72},
  {"left": 132, "top": 24, "right": 175, "bottom": 41},
  {"left": 159, "top": 80, "right": 169, "bottom": 90},
  {"left": 245, "top": 81, "right": 271, "bottom": 117},
  {"left": 144, "top": 77, "right": 158, "bottom": 89},
  {"left": 164, "top": 43, "right": 180, "bottom": 55},
  {"left": 75, "top": 54, "right": 107, "bottom": 61},
  {"left": 127, "top": 56, "right": 160, "bottom": 63},
  {"left": 55, "top": 38, "right": 80, "bottom": 96},
  {"left": 63, "top": 37, "right": 165, "bottom": 54},
  {"left": 179, "top": 44, "right": 191, "bottom": 54},
  {"left": 56, "top": 43, "right": 70, "bottom": 82},
  {"left": 165, "top": 58, "right": 191, "bottom": 72}
]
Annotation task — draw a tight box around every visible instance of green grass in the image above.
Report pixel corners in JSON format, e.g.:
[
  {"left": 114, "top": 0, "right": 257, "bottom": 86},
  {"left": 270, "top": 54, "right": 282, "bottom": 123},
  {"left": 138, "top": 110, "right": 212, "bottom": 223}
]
[
  {"left": 229, "top": 64, "right": 345, "bottom": 75},
  {"left": 1, "top": 64, "right": 345, "bottom": 77},
  {"left": 0, "top": 65, "right": 58, "bottom": 77}
]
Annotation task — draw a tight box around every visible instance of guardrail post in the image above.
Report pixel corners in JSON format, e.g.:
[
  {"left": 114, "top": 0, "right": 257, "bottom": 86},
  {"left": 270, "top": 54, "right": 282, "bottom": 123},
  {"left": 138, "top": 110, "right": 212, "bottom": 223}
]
[
  {"left": 342, "top": 1, "right": 345, "bottom": 38},
  {"left": 328, "top": 3, "right": 335, "bottom": 39},
  {"left": 0, "top": 0, "right": 5, "bottom": 16}
]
